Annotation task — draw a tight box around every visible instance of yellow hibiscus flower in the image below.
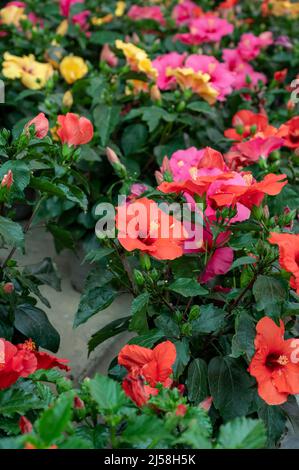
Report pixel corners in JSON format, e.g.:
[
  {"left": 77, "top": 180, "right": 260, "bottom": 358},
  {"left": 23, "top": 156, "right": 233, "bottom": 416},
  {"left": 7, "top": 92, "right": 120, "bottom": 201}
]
[
  {"left": 2, "top": 53, "right": 54, "bottom": 90},
  {"left": 166, "top": 68, "right": 219, "bottom": 105},
  {"left": 115, "top": 1, "right": 126, "bottom": 16},
  {"left": 115, "top": 40, "right": 157, "bottom": 80},
  {"left": 0, "top": 5, "right": 27, "bottom": 27},
  {"left": 59, "top": 56, "right": 88, "bottom": 84}
]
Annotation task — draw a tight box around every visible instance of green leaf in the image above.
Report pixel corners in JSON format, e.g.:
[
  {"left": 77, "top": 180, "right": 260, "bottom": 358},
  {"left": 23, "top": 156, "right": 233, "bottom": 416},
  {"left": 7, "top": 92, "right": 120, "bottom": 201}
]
[
  {"left": 217, "top": 417, "right": 266, "bottom": 449},
  {"left": 90, "top": 31, "right": 121, "bottom": 45},
  {"left": 230, "top": 256, "right": 256, "bottom": 271},
  {"left": 121, "top": 123, "right": 148, "bottom": 156},
  {"left": 46, "top": 223, "right": 75, "bottom": 253},
  {"left": 0, "top": 217, "right": 24, "bottom": 248},
  {"left": 93, "top": 104, "right": 121, "bottom": 146},
  {"left": 155, "top": 314, "right": 180, "bottom": 338},
  {"left": 14, "top": 304, "right": 60, "bottom": 352},
  {"left": 128, "top": 329, "right": 165, "bottom": 348},
  {"left": 83, "top": 247, "right": 114, "bottom": 264},
  {"left": 74, "top": 267, "right": 117, "bottom": 327},
  {"left": 37, "top": 393, "right": 74, "bottom": 446},
  {"left": 168, "top": 278, "right": 208, "bottom": 298},
  {"left": 208, "top": 356, "right": 254, "bottom": 421},
  {"left": 88, "top": 374, "right": 128, "bottom": 413},
  {"left": 23, "top": 257, "right": 61, "bottom": 291},
  {"left": 172, "top": 338, "right": 190, "bottom": 378},
  {"left": 187, "top": 101, "right": 217, "bottom": 116},
  {"left": 88, "top": 316, "right": 130, "bottom": 354},
  {"left": 192, "top": 305, "right": 226, "bottom": 334},
  {"left": 186, "top": 359, "right": 208, "bottom": 405},
  {"left": 253, "top": 275, "right": 286, "bottom": 317},
  {"left": 122, "top": 415, "right": 170, "bottom": 447},
  {"left": 231, "top": 312, "right": 256, "bottom": 359},
  {"left": 129, "top": 293, "right": 150, "bottom": 334},
  {"left": 257, "top": 398, "right": 286, "bottom": 447},
  {"left": 0, "top": 381, "right": 44, "bottom": 417}
]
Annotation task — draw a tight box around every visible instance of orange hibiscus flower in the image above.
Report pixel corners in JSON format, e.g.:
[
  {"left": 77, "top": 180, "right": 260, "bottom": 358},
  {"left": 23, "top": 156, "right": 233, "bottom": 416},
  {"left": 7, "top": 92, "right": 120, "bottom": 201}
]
[
  {"left": 249, "top": 317, "right": 299, "bottom": 405},
  {"left": 118, "top": 341, "right": 177, "bottom": 406},
  {"left": 224, "top": 110, "right": 277, "bottom": 142},
  {"left": 268, "top": 232, "right": 299, "bottom": 294},
  {"left": 277, "top": 117, "right": 299, "bottom": 149},
  {"left": 116, "top": 197, "right": 187, "bottom": 260}
]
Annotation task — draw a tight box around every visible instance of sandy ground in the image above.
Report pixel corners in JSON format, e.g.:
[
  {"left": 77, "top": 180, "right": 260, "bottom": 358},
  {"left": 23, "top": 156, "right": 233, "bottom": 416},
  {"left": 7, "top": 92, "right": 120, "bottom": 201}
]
[{"left": 1, "top": 224, "right": 133, "bottom": 380}]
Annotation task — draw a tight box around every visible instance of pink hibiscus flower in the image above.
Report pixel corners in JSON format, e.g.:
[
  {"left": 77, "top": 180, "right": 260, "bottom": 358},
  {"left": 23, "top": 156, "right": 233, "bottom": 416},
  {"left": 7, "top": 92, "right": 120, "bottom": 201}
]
[
  {"left": 185, "top": 54, "right": 235, "bottom": 101},
  {"left": 128, "top": 5, "right": 166, "bottom": 25},
  {"left": 152, "top": 52, "right": 186, "bottom": 90}
]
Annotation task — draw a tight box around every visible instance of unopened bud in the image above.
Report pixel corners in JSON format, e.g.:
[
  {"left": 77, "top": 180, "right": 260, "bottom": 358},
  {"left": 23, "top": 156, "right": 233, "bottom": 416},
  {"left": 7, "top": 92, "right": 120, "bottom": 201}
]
[
  {"left": 19, "top": 416, "right": 33, "bottom": 435},
  {"left": 140, "top": 253, "right": 151, "bottom": 271},
  {"left": 134, "top": 269, "right": 145, "bottom": 287},
  {"left": 1, "top": 170, "right": 13, "bottom": 189},
  {"left": 155, "top": 170, "right": 164, "bottom": 185},
  {"left": 106, "top": 147, "right": 121, "bottom": 165},
  {"left": 3, "top": 282, "right": 14, "bottom": 294},
  {"left": 74, "top": 396, "right": 85, "bottom": 409},
  {"left": 150, "top": 84, "right": 161, "bottom": 102},
  {"left": 62, "top": 90, "right": 73, "bottom": 108}
]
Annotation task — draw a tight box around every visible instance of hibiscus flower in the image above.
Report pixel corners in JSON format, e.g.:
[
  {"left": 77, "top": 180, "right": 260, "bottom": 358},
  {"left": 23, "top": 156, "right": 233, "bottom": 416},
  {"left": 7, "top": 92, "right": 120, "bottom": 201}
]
[
  {"left": 116, "top": 197, "right": 187, "bottom": 260},
  {"left": 224, "top": 110, "right": 277, "bottom": 142},
  {"left": 0, "top": 338, "right": 69, "bottom": 390},
  {"left": 249, "top": 317, "right": 299, "bottom": 405},
  {"left": 277, "top": 117, "right": 299, "bottom": 149},
  {"left": 118, "top": 341, "right": 176, "bottom": 406},
  {"left": 268, "top": 232, "right": 299, "bottom": 294}
]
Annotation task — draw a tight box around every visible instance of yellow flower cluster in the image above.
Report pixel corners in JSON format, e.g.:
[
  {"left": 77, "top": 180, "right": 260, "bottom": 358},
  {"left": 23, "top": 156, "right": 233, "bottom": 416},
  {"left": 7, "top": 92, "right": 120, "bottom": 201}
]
[
  {"left": 0, "top": 4, "right": 27, "bottom": 27},
  {"left": 166, "top": 68, "right": 219, "bottom": 105},
  {"left": 2, "top": 53, "right": 54, "bottom": 90},
  {"left": 266, "top": 0, "right": 299, "bottom": 17},
  {"left": 115, "top": 40, "right": 158, "bottom": 80}
]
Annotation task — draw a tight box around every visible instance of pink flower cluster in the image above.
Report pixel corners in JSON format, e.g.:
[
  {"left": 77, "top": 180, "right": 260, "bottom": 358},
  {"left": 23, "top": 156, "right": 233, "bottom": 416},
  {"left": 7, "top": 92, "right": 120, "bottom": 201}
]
[
  {"left": 174, "top": 14, "right": 234, "bottom": 45},
  {"left": 127, "top": 5, "right": 166, "bottom": 26}
]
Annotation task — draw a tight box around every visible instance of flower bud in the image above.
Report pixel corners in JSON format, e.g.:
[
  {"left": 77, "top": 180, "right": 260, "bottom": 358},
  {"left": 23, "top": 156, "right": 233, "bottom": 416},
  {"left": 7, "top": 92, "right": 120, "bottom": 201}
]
[
  {"left": 62, "top": 90, "right": 73, "bottom": 108},
  {"left": 19, "top": 416, "right": 33, "bottom": 435},
  {"left": 150, "top": 84, "right": 161, "bottom": 102},
  {"left": 3, "top": 282, "right": 14, "bottom": 294},
  {"left": 74, "top": 396, "right": 85, "bottom": 409},
  {"left": 140, "top": 253, "right": 151, "bottom": 271},
  {"left": 1, "top": 170, "right": 13, "bottom": 189},
  {"left": 134, "top": 269, "right": 145, "bottom": 287},
  {"left": 175, "top": 404, "right": 187, "bottom": 417}
]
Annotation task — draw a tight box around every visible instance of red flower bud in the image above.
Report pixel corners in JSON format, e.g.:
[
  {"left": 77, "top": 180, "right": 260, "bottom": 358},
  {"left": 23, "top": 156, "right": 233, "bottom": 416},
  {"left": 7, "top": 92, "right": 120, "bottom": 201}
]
[
  {"left": 3, "top": 282, "right": 14, "bottom": 294},
  {"left": 1, "top": 170, "right": 13, "bottom": 189},
  {"left": 175, "top": 404, "right": 187, "bottom": 416},
  {"left": 74, "top": 396, "right": 85, "bottom": 409},
  {"left": 19, "top": 416, "right": 33, "bottom": 435}
]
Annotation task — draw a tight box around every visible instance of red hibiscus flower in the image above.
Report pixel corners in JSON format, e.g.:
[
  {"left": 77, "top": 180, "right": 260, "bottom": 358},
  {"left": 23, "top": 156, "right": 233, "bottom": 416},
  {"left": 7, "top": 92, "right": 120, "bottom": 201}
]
[
  {"left": 249, "top": 317, "right": 299, "bottom": 405},
  {"left": 0, "top": 338, "right": 70, "bottom": 390},
  {"left": 268, "top": 232, "right": 299, "bottom": 294},
  {"left": 277, "top": 117, "right": 299, "bottom": 148},
  {"left": 118, "top": 341, "right": 177, "bottom": 406},
  {"left": 224, "top": 110, "right": 277, "bottom": 142},
  {"left": 116, "top": 197, "right": 187, "bottom": 260},
  {"left": 57, "top": 113, "right": 94, "bottom": 146}
]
